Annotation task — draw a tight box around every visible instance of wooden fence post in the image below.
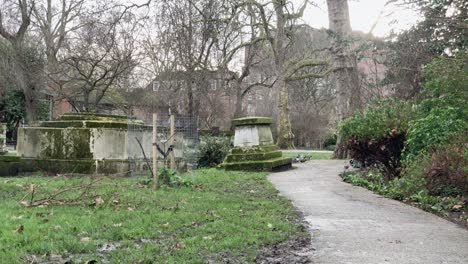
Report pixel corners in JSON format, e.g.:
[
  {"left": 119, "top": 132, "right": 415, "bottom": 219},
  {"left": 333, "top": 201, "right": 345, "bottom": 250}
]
[
  {"left": 152, "top": 113, "right": 158, "bottom": 189},
  {"left": 169, "top": 114, "right": 176, "bottom": 170}
]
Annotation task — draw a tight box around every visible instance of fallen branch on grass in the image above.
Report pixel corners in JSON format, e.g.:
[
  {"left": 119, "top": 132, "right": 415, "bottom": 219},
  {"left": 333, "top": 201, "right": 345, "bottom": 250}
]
[{"left": 20, "top": 178, "right": 104, "bottom": 207}]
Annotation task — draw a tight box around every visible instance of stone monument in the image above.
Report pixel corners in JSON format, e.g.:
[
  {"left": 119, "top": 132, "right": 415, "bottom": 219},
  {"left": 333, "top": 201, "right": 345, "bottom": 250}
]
[{"left": 221, "top": 117, "right": 292, "bottom": 171}]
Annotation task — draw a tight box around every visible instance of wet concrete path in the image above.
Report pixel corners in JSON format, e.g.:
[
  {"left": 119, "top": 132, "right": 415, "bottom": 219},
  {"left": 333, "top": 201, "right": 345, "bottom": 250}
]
[{"left": 268, "top": 160, "right": 468, "bottom": 264}]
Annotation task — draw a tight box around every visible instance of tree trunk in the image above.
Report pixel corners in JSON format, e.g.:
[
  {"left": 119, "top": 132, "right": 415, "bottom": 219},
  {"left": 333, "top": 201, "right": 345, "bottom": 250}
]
[
  {"left": 276, "top": 74, "right": 294, "bottom": 149},
  {"left": 234, "top": 80, "right": 244, "bottom": 118},
  {"left": 274, "top": 1, "right": 295, "bottom": 149},
  {"left": 12, "top": 47, "right": 38, "bottom": 122},
  {"left": 187, "top": 79, "right": 194, "bottom": 117},
  {"left": 83, "top": 91, "right": 90, "bottom": 112},
  {"left": 326, "top": 0, "right": 360, "bottom": 159}
]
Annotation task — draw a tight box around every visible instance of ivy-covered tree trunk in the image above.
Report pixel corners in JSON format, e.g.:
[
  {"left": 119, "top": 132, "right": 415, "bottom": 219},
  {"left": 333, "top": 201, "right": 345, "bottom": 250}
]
[{"left": 326, "top": 0, "right": 361, "bottom": 158}]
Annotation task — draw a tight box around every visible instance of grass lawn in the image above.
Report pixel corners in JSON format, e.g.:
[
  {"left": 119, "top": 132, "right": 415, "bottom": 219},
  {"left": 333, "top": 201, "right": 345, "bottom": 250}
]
[
  {"left": 282, "top": 151, "right": 333, "bottom": 160},
  {"left": 0, "top": 169, "right": 306, "bottom": 263}
]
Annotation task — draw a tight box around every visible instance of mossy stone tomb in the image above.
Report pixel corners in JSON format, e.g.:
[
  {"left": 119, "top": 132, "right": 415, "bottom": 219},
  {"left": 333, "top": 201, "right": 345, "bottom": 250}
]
[
  {"left": 15, "top": 113, "right": 153, "bottom": 175},
  {"left": 221, "top": 117, "right": 292, "bottom": 171}
]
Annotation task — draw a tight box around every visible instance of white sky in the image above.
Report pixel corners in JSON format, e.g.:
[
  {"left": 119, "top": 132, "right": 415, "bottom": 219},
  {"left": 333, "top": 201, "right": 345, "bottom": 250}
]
[
  {"left": 129, "top": 0, "right": 421, "bottom": 37},
  {"left": 298, "top": 0, "right": 421, "bottom": 37}
]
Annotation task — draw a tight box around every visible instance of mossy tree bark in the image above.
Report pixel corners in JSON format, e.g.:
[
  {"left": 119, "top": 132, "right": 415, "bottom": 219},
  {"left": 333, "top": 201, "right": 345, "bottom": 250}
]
[
  {"left": 273, "top": 1, "right": 294, "bottom": 149},
  {"left": 276, "top": 75, "right": 295, "bottom": 149},
  {"left": 326, "top": 0, "right": 361, "bottom": 159}
]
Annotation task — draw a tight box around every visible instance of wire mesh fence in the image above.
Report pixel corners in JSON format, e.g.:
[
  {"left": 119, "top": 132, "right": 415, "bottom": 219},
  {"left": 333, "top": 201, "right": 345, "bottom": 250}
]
[{"left": 127, "top": 113, "right": 199, "bottom": 176}]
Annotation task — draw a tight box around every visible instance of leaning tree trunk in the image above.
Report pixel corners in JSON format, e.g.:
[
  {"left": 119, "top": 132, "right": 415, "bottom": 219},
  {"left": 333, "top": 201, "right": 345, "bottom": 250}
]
[{"left": 326, "top": 0, "right": 361, "bottom": 159}]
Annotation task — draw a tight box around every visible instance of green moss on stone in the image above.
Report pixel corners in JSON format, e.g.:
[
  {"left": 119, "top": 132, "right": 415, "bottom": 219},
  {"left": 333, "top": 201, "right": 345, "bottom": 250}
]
[
  {"left": 232, "top": 117, "right": 273, "bottom": 127},
  {"left": 40, "top": 128, "right": 93, "bottom": 159},
  {"left": 29, "top": 158, "right": 131, "bottom": 175},
  {"left": 220, "top": 157, "right": 292, "bottom": 171},
  {"left": 0, "top": 156, "right": 21, "bottom": 162},
  {"left": 230, "top": 145, "right": 279, "bottom": 154},
  {"left": 38, "top": 120, "right": 143, "bottom": 129},
  {"left": 225, "top": 150, "right": 282, "bottom": 162},
  {"left": 60, "top": 112, "right": 129, "bottom": 121},
  {"left": 0, "top": 158, "right": 36, "bottom": 176},
  {"left": 221, "top": 143, "right": 292, "bottom": 171},
  {"left": 33, "top": 159, "right": 96, "bottom": 174}
]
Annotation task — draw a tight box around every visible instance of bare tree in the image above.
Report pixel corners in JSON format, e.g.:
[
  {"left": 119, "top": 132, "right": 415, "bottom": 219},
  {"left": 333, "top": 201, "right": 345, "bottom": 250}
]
[
  {"left": 249, "top": 0, "right": 332, "bottom": 149},
  {"left": 61, "top": 11, "right": 138, "bottom": 111},
  {"left": 150, "top": 0, "right": 221, "bottom": 117},
  {"left": 32, "top": 0, "right": 85, "bottom": 70},
  {"left": 0, "top": 0, "right": 42, "bottom": 121}
]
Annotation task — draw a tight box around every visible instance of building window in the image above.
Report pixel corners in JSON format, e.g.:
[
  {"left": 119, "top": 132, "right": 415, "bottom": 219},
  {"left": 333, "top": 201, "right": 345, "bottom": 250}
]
[
  {"left": 209, "top": 79, "right": 217, "bottom": 91},
  {"left": 153, "top": 81, "right": 160, "bottom": 91}
]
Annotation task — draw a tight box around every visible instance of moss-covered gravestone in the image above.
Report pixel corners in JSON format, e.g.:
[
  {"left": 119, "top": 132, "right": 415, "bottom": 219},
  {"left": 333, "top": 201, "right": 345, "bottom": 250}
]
[{"left": 221, "top": 117, "right": 292, "bottom": 171}]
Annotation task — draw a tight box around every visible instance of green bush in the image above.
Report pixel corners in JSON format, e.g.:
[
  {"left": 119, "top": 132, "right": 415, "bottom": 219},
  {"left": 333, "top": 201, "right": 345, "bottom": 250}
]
[
  {"left": 340, "top": 99, "right": 413, "bottom": 142},
  {"left": 387, "top": 157, "right": 429, "bottom": 200},
  {"left": 140, "top": 167, "right": 194, "bottom": 188},
  {"left": 339, "top": 99, "right": 414, "bottom": 178},
  {"left": 323, "top": 134, "right": 337, "bottom": 148},
  {"left": 198, "top": 135, "right": 231, "bottom": 167},
  {"left": 405, "top": 107, "right": 466, "bottom": 159},
  {"left": 158, "top": 167, "right": 194, "bottom": 187},
  {"left": 421, "top": 52, "right": 467, "bottom": 110},
  {"left": 325, "top": 144, "right": 336, "bottom": 151},
  {"left": 404, "top": 53, "right": 468, "bottom": 160}
]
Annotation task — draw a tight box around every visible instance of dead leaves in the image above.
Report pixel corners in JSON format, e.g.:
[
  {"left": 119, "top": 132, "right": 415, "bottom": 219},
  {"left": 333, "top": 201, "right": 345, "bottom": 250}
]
[
  {"left": 19, "top": 195, "right": 31, "bottom": 207},
  {"left": 89, "top": 196, "right": 105, "bottom": 207},
  {"left": 168, "top": 242, "right": 185, "bottom": 251},
  {"left": 452, "top": 198, "right": 466, "bottom": 211}
]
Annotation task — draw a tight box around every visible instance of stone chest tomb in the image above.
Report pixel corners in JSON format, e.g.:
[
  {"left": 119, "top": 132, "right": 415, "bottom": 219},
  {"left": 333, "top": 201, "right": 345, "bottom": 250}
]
[
  {"left": 221, "top": 117, "right": 292, "bottom": 171},
  {"left": 17, "top": 113, "right": 153, "bottom": 175}
]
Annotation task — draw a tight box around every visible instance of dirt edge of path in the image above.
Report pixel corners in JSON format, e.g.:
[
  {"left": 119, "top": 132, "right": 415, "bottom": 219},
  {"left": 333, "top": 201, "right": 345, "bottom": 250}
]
[{"left": 255, "top": 210, "right": 314, "bottom": 264}]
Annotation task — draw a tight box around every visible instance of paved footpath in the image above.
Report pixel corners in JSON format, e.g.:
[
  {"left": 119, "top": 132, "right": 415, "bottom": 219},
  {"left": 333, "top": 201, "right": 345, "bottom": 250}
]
[{"left": 268, "top": 160, "right": 468, "bottom": 264}]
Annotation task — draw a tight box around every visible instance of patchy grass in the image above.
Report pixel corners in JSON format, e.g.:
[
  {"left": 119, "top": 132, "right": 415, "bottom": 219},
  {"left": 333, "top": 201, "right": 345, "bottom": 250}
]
[
  {"left": 0, "top": 169, "right": 306, "bottom": 263},
  {"left": 281, "top": 151, "right": 332, "bottom": 160}
]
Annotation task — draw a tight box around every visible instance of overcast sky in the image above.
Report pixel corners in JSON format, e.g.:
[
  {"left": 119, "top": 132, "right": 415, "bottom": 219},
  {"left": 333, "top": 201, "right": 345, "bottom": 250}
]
[{"left": 298, "top": 0, "right": 421, "bottom": 37}]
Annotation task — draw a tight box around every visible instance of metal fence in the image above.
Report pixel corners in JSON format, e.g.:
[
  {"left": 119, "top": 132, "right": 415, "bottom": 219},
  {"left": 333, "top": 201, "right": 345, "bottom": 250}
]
[{"left": 127, "top": 113, "right": 199, "bottom": 176}]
